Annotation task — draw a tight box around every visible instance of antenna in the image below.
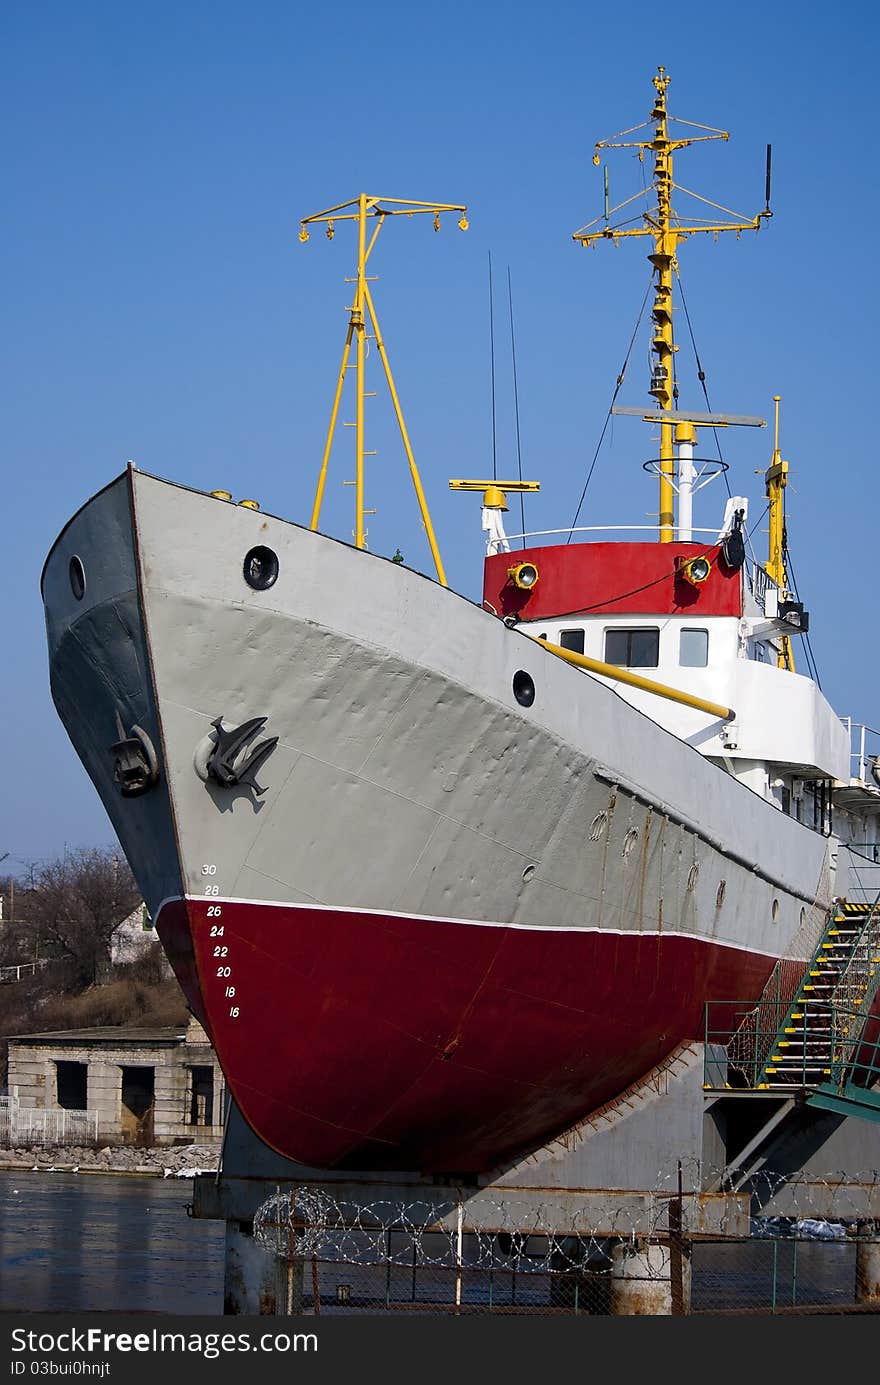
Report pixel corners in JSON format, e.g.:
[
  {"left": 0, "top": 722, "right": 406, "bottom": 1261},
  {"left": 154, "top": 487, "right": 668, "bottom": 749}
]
[
  {"left": 507, "top": 266, "right": 526, "bottom": 548},
  {"left": 488, "top": 251, "right": 497, "bottom": 482},
  {"left": 299, "top": 194, "right": 468, "bottom": 586},
  {"left": 764, "top": 143, "right": 773, "bottom": 215}
]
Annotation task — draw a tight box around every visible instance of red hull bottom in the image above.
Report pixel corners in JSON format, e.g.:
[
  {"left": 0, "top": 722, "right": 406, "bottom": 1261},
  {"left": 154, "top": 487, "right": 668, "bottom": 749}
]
[{"left": 156, "top": 897, "right": 776, "bottom": 1173}]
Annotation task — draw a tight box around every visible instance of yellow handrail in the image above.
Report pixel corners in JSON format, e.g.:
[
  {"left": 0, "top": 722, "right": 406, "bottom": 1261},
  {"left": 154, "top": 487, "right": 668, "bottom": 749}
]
[{"left": 536, "top": 637, "right": 735, "bottom": 722}]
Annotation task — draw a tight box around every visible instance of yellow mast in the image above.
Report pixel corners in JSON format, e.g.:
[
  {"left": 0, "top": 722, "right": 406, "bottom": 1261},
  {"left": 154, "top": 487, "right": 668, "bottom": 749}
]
[
  {"left": 573, "top": 67, "right": 771, "bottom": 542},
  {"left": 299, "top": 194, "right": 468, "bottom": 586},
  {"left": 766, "top": 395, "right": 794, "bottom": 671}
]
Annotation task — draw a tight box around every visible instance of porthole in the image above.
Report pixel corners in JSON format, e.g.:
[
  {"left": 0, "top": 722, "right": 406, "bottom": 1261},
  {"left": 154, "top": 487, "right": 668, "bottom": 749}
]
[
  {"left": 771, "top": 898, "right": 780, "bottom": 923},
  {"left": 686, "top": 863, "right": 699, "bottom": 892},
  {"left": 715, "top": 880, "right": 726, "bottom": 909},
  {"left": 799, "top": 907, "right": 806, "bottom": 929},
  {"left": 69, "top": 555, "right": 86, "bottom": 601},
  {"left": 522, "top": 863, "right": 537, "bottom": 882},
  {"left": 622, "top": 827, "right": 639, "bottom": 858},
  {"left": 512, "top": 670, "right": 535, "bottom": 707},
  {"left": 243, "top": 546, "right": 279, "bottom": 591}
]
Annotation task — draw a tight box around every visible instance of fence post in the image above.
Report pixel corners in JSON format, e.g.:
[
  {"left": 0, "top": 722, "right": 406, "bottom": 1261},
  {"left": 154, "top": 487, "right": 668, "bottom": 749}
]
[
  {"left": 454, "top": 1198, "right": 464, "bottom": 1313},
  {"left": 668, "top": 1162, "right": 690, "bottom": 1315},
  {"left": 856, "top": 1223, "right": 880, "bottom": 1303}
]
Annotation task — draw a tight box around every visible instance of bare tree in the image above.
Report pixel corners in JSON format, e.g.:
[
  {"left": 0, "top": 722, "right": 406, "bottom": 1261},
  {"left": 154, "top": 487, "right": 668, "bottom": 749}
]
[{"left": 27, "top": 847, "right": 142, "bottom": 989}]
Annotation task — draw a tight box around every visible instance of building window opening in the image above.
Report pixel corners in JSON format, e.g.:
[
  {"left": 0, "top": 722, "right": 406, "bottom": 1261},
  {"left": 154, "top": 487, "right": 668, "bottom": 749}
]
[
  {"left": 604, "top": 627, "right": 659, "bottom": 669},
  {"left": 56, "top": 1060, "right": 87, "bottom": 1110},
  {"left": 679, "top": 628, "right": 709, "bottom": 667},
  {"left": 559, "top": 628, "right": 585, "bottom": 655},
  {"left": 188, "top": 1066, "right": 215, "bottom": 1127},
  {"left": 120, "top": 1066, "right": 155, "bottom": 1146}
]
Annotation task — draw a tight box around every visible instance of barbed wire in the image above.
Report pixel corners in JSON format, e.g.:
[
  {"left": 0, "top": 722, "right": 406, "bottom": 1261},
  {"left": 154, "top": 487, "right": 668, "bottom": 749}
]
[{"left": 253, "top": 1167, "right": 880, "bottom": 1276}]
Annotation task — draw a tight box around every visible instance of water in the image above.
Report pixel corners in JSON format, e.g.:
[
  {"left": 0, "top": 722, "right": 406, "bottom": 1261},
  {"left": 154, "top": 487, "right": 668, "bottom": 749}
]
[
  {"left": 0, "top": 1171, "right": 861, "bottom": 1316},
  {"left": 0, "top": 1170, "right": 225, "bottom": 1314}
]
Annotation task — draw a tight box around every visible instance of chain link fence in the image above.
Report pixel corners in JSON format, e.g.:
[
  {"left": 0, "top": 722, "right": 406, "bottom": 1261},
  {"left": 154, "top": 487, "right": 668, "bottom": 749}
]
[{"left": 250, "top": 1169, "right": 880, "bottom": 1316}]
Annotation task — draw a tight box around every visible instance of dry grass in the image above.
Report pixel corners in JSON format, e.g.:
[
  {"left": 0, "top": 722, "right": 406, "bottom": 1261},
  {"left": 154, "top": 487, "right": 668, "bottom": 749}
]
[{"left": 0, "top": 956, "right": 190, "bottom": 1084}]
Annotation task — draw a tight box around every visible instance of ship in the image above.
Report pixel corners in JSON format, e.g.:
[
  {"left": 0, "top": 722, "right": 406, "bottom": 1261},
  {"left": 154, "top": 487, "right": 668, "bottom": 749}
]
[{"left": 41, "top": 69, "right": 880, "bottom": 1175}]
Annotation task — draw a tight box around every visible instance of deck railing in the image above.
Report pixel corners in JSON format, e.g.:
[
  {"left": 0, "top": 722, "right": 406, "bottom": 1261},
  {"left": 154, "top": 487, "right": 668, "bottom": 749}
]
[
  {"left": 839, "top": 718, "right": 880, "bottom": 786},
  {"left": 703, "top": 1000, "right": 880, "bottom": 1096}
]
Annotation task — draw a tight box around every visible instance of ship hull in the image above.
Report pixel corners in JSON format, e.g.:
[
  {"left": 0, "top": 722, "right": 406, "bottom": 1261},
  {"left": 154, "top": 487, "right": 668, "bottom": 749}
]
[
  {"left": 42, "top": 468, "right": 843, "bottom": 1173},
  {"left": 156, "top": 895, "right": 774, "bottom": 1172}
]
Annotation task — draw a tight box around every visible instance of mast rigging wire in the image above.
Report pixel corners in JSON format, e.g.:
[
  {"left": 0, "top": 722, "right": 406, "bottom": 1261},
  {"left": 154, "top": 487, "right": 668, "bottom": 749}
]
[
  {"left": 673, "top": 269, "right": 733, "bottom": 502},
  {"left": 567, "top": 275, "right": 653, "bottom": 541},
  {"left": 784, "top": 548, "right": 822, "bottom": 690},
  {"left": 674, "top": 266, "right": 766, "bottom": 579},
  {"left": 746, "top": 505, "right": 821, "bottom": 687}
]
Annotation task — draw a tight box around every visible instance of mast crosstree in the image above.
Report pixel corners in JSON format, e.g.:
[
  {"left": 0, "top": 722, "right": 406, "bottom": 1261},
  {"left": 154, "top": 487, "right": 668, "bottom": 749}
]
[{"left": 574, "top": 67, "right": 772, "bottom": 543}]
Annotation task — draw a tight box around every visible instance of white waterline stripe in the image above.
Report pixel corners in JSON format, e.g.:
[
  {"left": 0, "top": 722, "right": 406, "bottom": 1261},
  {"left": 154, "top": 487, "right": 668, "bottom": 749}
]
[{"left": 152, "top": 893, "right": 800, "bottom": 963}]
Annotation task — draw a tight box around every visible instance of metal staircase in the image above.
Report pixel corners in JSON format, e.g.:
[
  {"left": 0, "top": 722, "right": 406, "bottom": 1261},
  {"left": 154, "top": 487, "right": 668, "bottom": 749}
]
[
  {"left": 799, "top": 900, "right": 880, "bottom": 1119},
  {"left": 705, "top": 899, "right": 880, "bottom": 1120}
]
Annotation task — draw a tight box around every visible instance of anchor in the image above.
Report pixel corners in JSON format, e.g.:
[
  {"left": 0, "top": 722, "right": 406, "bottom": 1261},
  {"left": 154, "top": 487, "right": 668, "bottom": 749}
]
[
  {"left": 205, "top": 716, "right": 278, "bottom": 796},
  {"left": 110, "top": 711, "right": 160, "bottom": 796}
]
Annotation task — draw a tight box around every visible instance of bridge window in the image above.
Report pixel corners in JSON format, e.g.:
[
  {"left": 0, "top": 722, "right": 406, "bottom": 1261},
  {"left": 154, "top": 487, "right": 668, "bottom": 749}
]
[
  {"left": 679, "top": 628, "right": 709, "bottom": 667},
  {"left": 559, "top": 628, "right": 585, "bottom": 655},
  {"left": 604, "top": 627, "right": 659, "bottom": 669}
]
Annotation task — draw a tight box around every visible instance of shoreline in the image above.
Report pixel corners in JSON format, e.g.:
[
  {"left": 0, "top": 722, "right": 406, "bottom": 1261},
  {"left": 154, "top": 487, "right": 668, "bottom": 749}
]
[
  {"left": 0, "top": 1162, "right": 201, "bottom": 1178},
  {"left": 0, "top": 1142, "right": 219, "bottom": 1179}
]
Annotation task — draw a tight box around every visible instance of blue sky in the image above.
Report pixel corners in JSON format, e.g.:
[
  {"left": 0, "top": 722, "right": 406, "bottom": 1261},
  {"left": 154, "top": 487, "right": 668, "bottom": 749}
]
[{"left": 3, "top": 1, "right": 878, "bottom": 872}]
